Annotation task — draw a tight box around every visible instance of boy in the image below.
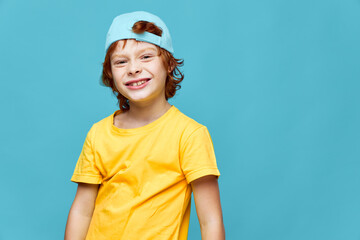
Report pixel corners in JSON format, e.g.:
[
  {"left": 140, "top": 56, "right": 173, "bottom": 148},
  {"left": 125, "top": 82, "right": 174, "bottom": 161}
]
[{"left": 65, "top": 11, "right": 225, "bottom": 240}]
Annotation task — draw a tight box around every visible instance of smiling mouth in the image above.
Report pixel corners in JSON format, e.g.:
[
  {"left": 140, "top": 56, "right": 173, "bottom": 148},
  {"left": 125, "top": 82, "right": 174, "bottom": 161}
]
[{"left": 126, "top": 78, "right": 151, "bottom": 87}]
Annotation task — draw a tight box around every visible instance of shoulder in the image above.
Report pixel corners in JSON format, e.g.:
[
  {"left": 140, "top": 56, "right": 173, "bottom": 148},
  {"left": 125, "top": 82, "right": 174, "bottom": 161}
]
[
  {"left": 170, "top": 106, "right": 211, "bottom": 144},
  {"left": 93, "top": 110, "right": 117, "bottom": 128},
  {"left": 171, "top": 106, "right": 206, "bottom": 131},
  {"left": 85, "top": 111, "right": 116, "bottom": 138}
]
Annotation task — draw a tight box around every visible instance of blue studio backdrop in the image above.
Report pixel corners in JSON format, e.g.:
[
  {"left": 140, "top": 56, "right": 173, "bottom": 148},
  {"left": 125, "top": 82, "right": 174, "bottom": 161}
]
[{"left": 0, "top": 0, "right": 359, "bottom": 239}]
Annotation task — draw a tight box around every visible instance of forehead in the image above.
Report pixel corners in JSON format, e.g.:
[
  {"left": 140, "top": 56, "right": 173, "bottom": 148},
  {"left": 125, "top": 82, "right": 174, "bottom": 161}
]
[{"left": 112, "top": 39, "right": 158, "bottom": 56}]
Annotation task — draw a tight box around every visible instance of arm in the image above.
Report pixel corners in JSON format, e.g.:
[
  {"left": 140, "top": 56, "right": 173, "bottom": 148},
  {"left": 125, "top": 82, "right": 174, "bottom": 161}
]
[
  {"left": 64, "top": 183, "right": 99, "bottom": 240},
  {"left": 191, "top": 175, "right": 225, "bottom": 240}
]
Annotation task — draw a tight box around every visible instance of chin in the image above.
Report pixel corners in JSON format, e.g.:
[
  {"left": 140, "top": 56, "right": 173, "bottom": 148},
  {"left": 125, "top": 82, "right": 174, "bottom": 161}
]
[{"left": 127, "top": 95, "right": 152, "bottom": 103}]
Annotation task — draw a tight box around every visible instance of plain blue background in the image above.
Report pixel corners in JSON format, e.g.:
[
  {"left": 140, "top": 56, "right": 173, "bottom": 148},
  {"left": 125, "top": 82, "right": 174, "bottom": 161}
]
[{"left": 1, "top": 0, "right": 359, "bottom": 239}]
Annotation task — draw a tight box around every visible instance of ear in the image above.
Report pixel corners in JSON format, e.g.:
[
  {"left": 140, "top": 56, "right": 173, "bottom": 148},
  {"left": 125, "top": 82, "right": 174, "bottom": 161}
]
[{"left": 168, "top": 62, "right": 175, "bottom": 73}]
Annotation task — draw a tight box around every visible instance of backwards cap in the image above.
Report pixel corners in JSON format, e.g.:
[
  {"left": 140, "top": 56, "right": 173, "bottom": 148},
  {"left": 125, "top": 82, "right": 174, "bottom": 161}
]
[{"left": 105, "top": 11, "right": 174, "bottom": 54}]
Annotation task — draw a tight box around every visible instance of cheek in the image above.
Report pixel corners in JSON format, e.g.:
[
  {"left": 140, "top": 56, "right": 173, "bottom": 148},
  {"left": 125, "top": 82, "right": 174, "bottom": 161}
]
[
  {"left": 155, "top": 66, "right": 168, "bottom": 81},
  {"left": 112, "top": 69, "right": 125, "bottom": 81},
  {"left": 111, "top": 71, "right": 126, "bottom": 91},
  {"left": 109, "top": 65, "right": 115, "bottom": 78}
]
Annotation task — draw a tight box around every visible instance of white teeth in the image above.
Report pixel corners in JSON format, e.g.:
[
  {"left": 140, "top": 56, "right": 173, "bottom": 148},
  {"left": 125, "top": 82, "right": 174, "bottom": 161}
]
[{"left": 130, "top": 80, "right": 146, "bottom": 86}]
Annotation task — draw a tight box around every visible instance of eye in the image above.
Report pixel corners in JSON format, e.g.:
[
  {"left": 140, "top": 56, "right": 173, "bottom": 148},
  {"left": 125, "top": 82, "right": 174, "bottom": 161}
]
[
  {"left": 141, "top": 54, "right": 153, "bottom": 60},
  {"left": 113, "top": 60, "right": 127, "bottom": 65}
]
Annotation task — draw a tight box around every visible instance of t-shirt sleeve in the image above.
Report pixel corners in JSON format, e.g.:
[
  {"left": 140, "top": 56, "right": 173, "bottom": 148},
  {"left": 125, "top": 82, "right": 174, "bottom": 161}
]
[
  {"left": 180, "top": 126, "right": 220, "bottom": 184},
  {"left": 71, "top": 125, "right": 103, "bottom": 184}
]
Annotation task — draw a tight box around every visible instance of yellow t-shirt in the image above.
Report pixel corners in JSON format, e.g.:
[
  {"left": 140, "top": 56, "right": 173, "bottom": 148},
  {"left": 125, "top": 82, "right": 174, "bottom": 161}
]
[{"left": 71, "top": 105, "right": 220, "bottom": 240}]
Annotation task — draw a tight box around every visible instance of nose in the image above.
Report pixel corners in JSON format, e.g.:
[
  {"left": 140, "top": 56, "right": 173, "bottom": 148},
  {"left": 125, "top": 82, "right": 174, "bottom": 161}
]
[{"left": 127, "top": 60, "right": 142, "bottom": 76}]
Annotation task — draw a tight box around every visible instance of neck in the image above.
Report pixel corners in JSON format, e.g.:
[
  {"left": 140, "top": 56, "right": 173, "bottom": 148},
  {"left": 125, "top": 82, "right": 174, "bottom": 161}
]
[{"left": 126, "top": 98, "right": 172, "bottom": 123}]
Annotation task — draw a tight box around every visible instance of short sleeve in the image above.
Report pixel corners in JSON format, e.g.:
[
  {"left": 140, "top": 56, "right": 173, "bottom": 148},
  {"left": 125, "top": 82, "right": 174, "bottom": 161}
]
[
  {"left": 71, "top": 125, "right": 103, "bottom": 184},
  {"left": 180, "top": 126, "right": 220, "bottom": 184}
]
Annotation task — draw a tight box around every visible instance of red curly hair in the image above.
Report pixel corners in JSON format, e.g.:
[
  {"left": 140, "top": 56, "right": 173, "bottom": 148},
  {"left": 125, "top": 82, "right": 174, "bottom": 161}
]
[{"left": 101, "top": 21, "right": 184, "bottom": 112}]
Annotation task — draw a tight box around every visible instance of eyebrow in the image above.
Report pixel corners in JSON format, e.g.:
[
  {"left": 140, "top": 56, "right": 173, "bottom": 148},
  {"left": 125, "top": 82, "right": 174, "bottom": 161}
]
[{"left": 111, "top": 47, "right": 158, "bottom": 60}]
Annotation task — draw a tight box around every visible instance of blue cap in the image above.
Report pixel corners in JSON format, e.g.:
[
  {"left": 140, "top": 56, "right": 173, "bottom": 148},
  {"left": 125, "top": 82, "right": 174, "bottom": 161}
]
[{"left": 105, "top": 11, "right": 174, "bottom": 54}]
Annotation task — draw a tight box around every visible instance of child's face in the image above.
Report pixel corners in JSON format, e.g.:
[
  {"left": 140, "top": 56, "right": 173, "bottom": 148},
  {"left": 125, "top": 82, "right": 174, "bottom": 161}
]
[{"left": 110, "top": 39, "right": 168, "bottom": 105}]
